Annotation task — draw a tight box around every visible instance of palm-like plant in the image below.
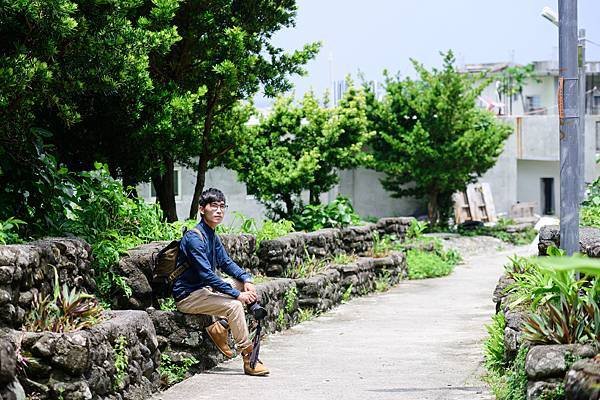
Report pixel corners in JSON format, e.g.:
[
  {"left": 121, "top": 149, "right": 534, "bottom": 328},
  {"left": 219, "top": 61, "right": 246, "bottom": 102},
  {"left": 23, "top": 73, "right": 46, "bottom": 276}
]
[{"left": 24, "top": 267, "right": 103, "bottom": 333}]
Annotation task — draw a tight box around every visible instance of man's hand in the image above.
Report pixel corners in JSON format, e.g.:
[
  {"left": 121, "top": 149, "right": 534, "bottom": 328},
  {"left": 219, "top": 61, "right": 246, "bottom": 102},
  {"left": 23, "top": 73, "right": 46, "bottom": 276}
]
[
  {"left": 237, "top": 291, "right": 257, "bottom": 304},
  {"left": 244, "top": 282, "right": 257, "bottom": 294}
]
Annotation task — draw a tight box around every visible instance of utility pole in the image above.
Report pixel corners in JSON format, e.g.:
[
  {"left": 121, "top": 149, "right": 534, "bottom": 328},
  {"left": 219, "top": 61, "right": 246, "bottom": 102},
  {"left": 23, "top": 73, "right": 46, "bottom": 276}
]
[
  {"left": 578, "top": 28, "right": 586, "bottom": 203},
  {"left": 558, "top": 0, "right": 580, "bottom": 255}
]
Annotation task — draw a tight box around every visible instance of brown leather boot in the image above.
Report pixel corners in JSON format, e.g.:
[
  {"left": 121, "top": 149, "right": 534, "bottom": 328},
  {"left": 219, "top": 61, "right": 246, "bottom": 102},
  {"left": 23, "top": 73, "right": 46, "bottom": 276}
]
[
  {"left": 242, "top": 345, "right": 269, "bottom": 376},
  {"left": 206, "top": 320, "right": 234, "bottom": 358}
]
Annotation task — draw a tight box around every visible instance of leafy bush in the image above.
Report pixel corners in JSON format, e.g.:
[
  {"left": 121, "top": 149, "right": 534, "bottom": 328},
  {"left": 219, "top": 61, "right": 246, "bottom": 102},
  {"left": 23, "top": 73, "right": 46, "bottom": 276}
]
[
  {"left": 581, "top": 177, "right": 600, "bottom": 227},
  {"left": 485, "top": 345, "right": 529, "bottom": 400},
  {"left": 406, "top": 219, "right": 428, "bottom": 239},
  {"left": 59, "top": 164, "right": 186, "bottom": 300},
  {"left": 24, "top": 268, "right": 104, "bottom": 333},
  {"left": 341, "top": 284, "right": 353, "bottom": 303},
  {"left": 293, "top": 197, "right": 362, "bottom": 232},
  {"left": 369, "top": 232, "right": 394, "bottom": 258},
  {"left": 515, "top": 255, "right": 600, "bottom": 345},
  {"left": 0, "top": 217, "right": 26, "bottom": 244},
  {"left": 375, "top": 270, "right": 392, "bottom": 292},
  {"left": 484, "top": 312, "right": 506, "bottom": 373},
  {"left": 216, "top": 211, "right": 295, "bottom": 245},
  {"left": 406, "top": 249, "right": 455, "bottom": 279},
  {"left": 159, "top": 353, "right": 198, "bottom": 388},
  {"left": 298, "top": 307, "right": 317, "bottom": 322}
]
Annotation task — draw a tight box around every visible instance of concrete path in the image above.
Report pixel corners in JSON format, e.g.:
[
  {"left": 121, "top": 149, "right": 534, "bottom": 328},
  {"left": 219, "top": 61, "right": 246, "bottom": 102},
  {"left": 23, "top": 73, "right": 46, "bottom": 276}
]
[{"left": 154, "top": 243, "right": 536, "bottom": 400}]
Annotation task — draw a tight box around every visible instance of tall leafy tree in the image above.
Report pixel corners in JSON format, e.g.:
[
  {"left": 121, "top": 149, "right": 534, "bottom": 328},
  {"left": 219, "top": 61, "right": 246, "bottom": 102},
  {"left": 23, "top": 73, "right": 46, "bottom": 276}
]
[
  {"left": 367, "top": 51, "right": 512, "bottom": 225},
  {"left": 0, "top": 0, "right": 181, "bottom": 226},
  {"left": 227, "top": 84, "right": 373, "bottom": 220},
  {"left": 148, "top": 0, "right": 321, "bottom": 220}
]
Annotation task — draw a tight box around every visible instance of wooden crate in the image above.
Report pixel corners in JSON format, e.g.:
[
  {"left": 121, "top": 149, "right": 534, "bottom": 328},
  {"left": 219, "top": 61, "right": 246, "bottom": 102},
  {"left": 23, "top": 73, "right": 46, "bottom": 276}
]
[{"left": 453, "top": 183, "right": 497, "bottom": 224}]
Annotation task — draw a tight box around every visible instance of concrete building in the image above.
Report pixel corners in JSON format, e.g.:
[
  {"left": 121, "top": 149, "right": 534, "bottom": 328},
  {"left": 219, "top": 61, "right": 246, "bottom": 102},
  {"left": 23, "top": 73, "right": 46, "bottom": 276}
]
[{"left": 138, "top": 60, "right": 600, "bottom": 223}]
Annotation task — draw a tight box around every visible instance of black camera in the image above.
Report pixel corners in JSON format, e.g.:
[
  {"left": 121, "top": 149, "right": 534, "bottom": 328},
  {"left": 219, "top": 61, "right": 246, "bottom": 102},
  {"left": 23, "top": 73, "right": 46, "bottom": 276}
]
[{"left": 248, "top": 301, "right": 267, "bottom": 320}]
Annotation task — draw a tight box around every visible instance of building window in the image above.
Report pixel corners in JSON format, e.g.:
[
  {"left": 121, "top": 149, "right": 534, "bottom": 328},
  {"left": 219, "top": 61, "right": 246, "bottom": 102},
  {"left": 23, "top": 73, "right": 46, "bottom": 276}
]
[
  {"left": 526, "top": 95, "right": 542, "bottom": 112},
  {"left": 150, "top": 168, "right": 181, "bottom": 199}
]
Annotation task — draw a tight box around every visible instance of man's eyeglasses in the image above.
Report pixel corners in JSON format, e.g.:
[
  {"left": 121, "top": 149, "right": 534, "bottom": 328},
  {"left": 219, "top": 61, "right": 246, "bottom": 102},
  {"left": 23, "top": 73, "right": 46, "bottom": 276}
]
[{"left": 209, "top": 203, "right": 228, "bottom": 211}]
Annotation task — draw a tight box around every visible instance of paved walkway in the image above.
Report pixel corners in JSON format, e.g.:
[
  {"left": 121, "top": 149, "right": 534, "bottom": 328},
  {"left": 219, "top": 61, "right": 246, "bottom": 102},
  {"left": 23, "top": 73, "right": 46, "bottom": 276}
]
[{"left": 154, "top": 241, "right": 536, "bottom": 400}]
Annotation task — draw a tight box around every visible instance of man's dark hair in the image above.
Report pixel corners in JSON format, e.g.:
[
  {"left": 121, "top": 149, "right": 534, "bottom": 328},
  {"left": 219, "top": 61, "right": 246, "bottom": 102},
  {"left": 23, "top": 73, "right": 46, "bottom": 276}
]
[{"left": 199, "top": 188, "right": 226, "bottom": 207}]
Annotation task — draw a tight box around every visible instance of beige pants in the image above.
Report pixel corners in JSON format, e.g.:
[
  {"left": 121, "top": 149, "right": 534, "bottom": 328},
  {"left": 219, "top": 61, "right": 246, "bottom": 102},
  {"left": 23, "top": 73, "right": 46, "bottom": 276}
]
[{"left": 176, "top": 280, "right": 251, "bottom": 351}]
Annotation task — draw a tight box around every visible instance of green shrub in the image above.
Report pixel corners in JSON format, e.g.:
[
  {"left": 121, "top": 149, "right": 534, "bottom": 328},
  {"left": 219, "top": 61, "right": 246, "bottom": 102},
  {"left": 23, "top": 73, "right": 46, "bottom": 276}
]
[
  {"left": 159, "top": 353, "right": 198, "bottom": 388},
  {"left": 370, "top": 232, "right": 394, "bottom": 258},
  {"left": 486, "top": 345, "right": 528, "bottom": 400},
  {"left": 375, "top": 270, "right": 392, "bottom": 292},
  {"left": 24, "top": 268, "right": 104, "bottom": 333},
  {"left": 216, "top": 211, "right": 295, "bottom": 245},
  {"left": 158, "top": 297, "right": 177, "bottom": 311},
  {"left": 298, "top": 307, "right": 317, "bottom": 322},
  {"left": 501, "top": 255, "right": 600, "bottom": 345},
  {"left": 406, "top": 219, "right": 428, "bottom": 239},
  {"left": 483, "top": 312, "right": 506, "bottom": 373},
  {"left": 0, "top": 217, "right": 26, "bottom": 244},
  {"left": 293, "top": 196, "right": 361, "bottom": 232},
  {"left": 406, "top": 249, "right": 455, "bottom": 279},
  {"left": 581, "top": 177, "right": 600, "bottom": 227},
  {"left": 341, "top": 284, "right": 353, "bottom": 303}
]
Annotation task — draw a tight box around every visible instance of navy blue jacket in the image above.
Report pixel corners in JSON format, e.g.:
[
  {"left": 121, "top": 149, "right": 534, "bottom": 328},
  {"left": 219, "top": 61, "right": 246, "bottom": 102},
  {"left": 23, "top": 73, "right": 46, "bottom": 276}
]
[{"left": 172, "top": 219, "right": 252, "bottom": 300}]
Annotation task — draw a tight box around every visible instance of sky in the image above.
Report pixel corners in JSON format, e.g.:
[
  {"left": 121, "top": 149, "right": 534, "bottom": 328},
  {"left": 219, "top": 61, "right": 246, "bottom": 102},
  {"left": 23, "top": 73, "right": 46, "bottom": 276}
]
[{"left": 256, "top": 0, "right": 600, "bottom": 107}]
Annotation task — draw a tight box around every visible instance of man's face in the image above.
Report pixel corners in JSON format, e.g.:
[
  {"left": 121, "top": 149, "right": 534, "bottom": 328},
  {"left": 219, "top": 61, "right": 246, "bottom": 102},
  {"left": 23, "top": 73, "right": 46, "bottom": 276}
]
[{"left": 199, "top": 201, "right": 228, "bottom": 228}]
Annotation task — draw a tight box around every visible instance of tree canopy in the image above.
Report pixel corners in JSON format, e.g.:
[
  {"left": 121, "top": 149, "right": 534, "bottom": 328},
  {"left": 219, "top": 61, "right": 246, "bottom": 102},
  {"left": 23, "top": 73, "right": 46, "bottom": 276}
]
[
  {"left": 366, "top": 51, "right": 512, "bottom": 225},
  {"left": 227, "top": 83, "right": 373, "bottom": 220}
]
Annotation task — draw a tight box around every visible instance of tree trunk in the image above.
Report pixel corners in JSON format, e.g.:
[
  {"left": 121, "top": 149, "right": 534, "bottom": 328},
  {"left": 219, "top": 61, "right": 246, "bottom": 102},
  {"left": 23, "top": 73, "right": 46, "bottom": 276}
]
[
  {"left": 189, "top": 87, "right": 219, "bottom": 220},
  {"left": 189, "top": 155, "right": 209, "bottom": 220},
  {"left": 427, "top": 191, "right": 439, "bottom": 226},
  {"left": 283, "top": 194, "right": 295, "bottom": 220},
  {"left": 309, "top": 189, "right": 320, "bottom": 205},
  {"left": 151, "top": 158, "right": 178, "bottom": 222}
]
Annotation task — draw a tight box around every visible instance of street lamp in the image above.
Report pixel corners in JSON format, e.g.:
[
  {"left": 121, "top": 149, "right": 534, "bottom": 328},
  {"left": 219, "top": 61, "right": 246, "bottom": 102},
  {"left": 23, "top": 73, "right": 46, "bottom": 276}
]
[
  {"left": 541, "top": 6, "right": 559, "bottom": 27},
  {"left": 541, "top": 2, "right": 581, "bottom": 255}
]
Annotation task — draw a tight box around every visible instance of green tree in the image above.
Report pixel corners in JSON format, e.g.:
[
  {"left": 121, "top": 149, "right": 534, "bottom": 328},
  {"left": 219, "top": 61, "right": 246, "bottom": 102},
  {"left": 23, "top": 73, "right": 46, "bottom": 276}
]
[
  {"left": 0, "top": 0, "right": 181, "bottom": 228},
  {"left": 143, "top": 0, "right": 320, "bottom": 220},
  {"left": 227, "top": 84, "right": 373, "bottom": 220},
  {"left": 496, "top": 63, "right": 539, "bottom": 114},
  {"left": 367, "top": 51, "right": 512, "bottom": 225}
]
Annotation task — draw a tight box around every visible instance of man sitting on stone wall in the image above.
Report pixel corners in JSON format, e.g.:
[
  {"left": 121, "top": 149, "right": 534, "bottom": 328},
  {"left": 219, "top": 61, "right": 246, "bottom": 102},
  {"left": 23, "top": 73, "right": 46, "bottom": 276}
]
[{"left": 172, "top": 188, "right": 269, "bottom": 376}]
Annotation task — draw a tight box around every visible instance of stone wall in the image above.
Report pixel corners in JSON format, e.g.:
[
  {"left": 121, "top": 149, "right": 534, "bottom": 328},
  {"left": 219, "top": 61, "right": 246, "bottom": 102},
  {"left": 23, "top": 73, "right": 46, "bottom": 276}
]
[
  {"left": 0, "top": 217, "right": 413, "bottom": 399},
  {"left": 0, "top": 337, "right": 23, "bottom": 400},
  {"left": 0, "top": 238, "right": 95, "bottom": 329},
  {"left": 257, "top": 218, "right": 413, "bottom": 276},
  {"left": 0, "top": 310, "right": 159, "bottom": 400},
  {"left": 538, "top": 225, "right": 600, "bottom": 257},
  {"left": 115, "top": 218, "right": 413, "bottom": 309}
]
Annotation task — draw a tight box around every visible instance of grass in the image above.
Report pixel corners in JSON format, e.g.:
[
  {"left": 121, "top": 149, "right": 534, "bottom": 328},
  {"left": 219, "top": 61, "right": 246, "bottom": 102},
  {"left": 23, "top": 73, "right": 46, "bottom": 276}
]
[
  {"left": 406, "top": 249, "right": 455, "bottom": 279},
  {"left": 332, "top": 252, "right": 358, "bottom": 265},
  {"left": 283, "top": 251, "right": 328, "bottom": 279}
]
